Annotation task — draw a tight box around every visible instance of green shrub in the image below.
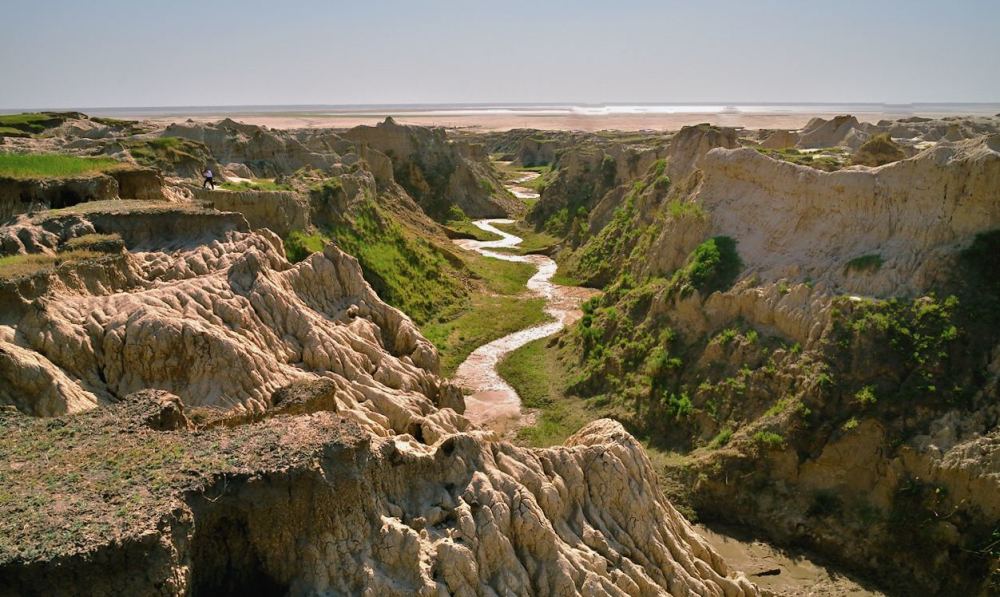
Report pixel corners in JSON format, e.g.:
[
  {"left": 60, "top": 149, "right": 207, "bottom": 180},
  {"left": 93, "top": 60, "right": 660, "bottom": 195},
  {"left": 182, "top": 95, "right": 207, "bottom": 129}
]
[
  {"left": 708, "top": 427, "right": 733, "bottom": 449},
  {"left": 665, "top": 392, "right": 693, "bottom": 419},
  {"left": 855, "top": 385, "right": 878, "bottom": 407},
  {"left": 676, "top": 236, "right": 742, "bottom": 294},
  {"left": 753, "top": 431, "right": 785, "bottom": 448}
]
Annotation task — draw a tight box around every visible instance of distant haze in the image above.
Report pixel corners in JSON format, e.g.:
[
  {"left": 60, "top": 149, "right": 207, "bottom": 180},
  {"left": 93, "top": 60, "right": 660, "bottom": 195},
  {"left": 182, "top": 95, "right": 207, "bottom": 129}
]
[{"left": 2, "top": 0, "right": 998, "bottom": 110}]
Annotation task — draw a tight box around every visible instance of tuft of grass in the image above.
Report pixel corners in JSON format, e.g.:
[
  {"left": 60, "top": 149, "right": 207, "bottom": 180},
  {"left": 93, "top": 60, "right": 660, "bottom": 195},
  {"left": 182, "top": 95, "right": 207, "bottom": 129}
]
[
  {"left": 667, "top": 199, "right": 705, "bottom": 219},
  {"left": 0, "top": 154, "right": 122, "bottom": 179},
  {"left": 845, "top": 253, "right": 884, "bottom": 273},
  {"left": 855, "top": 385, "right": 878, "bottom": 407},
  {"left": 708, "top": 427, "right": 733, "bottom": 449}
]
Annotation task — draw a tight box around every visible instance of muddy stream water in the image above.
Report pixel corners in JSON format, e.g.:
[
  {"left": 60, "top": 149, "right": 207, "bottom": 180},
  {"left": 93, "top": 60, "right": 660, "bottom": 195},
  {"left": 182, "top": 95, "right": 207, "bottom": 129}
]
[
  {"left": 450, "top": 171, "right": 884, "bottom": 596},
  {"left": 452, "top": 218, "right": 596, "bottom": 430}
]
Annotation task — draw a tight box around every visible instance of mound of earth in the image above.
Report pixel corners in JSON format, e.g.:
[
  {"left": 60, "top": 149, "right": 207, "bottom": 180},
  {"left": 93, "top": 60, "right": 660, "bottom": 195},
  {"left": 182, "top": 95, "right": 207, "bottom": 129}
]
[{"left": 851, "top": 132, "right": 907, "bottom": 166}]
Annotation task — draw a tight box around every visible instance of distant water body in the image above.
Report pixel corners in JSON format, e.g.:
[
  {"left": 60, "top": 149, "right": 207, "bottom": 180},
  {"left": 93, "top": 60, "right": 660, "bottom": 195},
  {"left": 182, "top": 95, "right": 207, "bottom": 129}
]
[{"left": 22, "top": 102, "right": 1000, "bottom": 119}]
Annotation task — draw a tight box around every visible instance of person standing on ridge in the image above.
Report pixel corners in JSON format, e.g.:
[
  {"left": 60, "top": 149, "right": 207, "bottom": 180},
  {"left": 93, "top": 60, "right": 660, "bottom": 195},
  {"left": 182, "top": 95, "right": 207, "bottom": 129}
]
[{"left": 202, "top": 167, "right": 215, "bottom": 189}]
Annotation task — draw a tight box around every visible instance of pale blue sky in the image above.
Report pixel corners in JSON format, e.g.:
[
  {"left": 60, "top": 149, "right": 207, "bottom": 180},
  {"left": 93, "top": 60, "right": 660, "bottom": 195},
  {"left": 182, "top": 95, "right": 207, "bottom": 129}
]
[{"left": 2, "top": 0, "right": 998, "bottom": 109}]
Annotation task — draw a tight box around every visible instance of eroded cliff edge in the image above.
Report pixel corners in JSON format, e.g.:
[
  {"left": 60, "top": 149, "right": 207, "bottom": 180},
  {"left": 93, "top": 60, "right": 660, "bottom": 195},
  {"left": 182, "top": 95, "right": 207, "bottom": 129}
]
[{"left": 0, "top": 200, "right": 756, "bottom": 596}]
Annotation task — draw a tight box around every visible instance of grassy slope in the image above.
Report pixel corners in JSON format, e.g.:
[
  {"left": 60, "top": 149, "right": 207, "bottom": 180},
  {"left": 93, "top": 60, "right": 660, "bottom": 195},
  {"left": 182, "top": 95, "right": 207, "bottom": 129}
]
[
  {"left": 0, "top": 250, "right": 105, "bottom": 280},
  {"left": 283, "top": 185, "right": 549, "bottom": 376},
  {"left": 0, "top": 154, "right": 122, "bottom": 179}
]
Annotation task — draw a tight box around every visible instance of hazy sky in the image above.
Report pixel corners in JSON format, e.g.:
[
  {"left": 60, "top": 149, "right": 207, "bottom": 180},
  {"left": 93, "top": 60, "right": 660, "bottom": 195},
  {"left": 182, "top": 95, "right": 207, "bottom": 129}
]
[{"left": 2, "top": 0, "right": 998, "bottom": 109}]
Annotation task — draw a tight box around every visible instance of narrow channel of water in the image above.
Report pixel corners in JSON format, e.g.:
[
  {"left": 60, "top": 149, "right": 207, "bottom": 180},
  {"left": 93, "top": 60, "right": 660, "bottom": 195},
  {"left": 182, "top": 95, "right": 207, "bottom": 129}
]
[{"left": 452, "top": 219, "right": 595, "bottom": 426}]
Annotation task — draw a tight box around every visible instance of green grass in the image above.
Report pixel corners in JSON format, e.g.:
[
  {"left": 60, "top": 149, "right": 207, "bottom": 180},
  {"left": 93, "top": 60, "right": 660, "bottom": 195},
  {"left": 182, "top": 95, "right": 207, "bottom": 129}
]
[
  {"left": 707, "top": 427, "right": 734, "bottom": 449},
  {"left": 755, "top": 147, "right": 847, "bottom": 172},
  {"left": 124, "top": 136, "right": 211, "bottom": 171},
  {"left": 497, "top": 337, "right": 599, "bottom": 447},
  {"left": 218, "top": 179, "right": 293, "bottom": 192},
  {"left": 551, "top": 267, "right": 585, "bottom": 286},
  {"left": 63, "top": 233, "right": 122, "bottom": 252},
  {"left": 0, "top": 250, "right": 105, "bottom": 280},
  {"left": 753, "top": 431, "right": 785, "bottom": 448},
  {"left": 283, "top": 230, "right": 330, "bottom": 263},
  {"left": 0, "top": 113, "right": 67, "bottom": 136},
  {"left": 421, "top": 294, "right": 548, "bottom": 376},
  {"left": 463, "top": 251, "right": 537, "bottom": 295},
  {"left": 845, "top": 253, "right": 884, "bottom": 273},
  {"left": 420, "top": 240, "right": 547, "bottom": 375},
  {"left": 444, "top": 219, "right": 503, "bottom": 242},
  {"left": 0, "top": 154, "right": 122, "bottom": 179},
  {"left": 490, "top": 221, "right": 560, "bottom": 255}
]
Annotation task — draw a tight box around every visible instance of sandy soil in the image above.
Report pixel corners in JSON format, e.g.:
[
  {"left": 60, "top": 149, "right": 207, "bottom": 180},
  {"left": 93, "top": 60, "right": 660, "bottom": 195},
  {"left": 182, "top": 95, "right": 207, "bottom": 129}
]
[
  {"left": 144, "top": 110, "right": 966, "bottom": 132},
  {"left": 697, "top": 524, "right": 886, "bottom": 596}
]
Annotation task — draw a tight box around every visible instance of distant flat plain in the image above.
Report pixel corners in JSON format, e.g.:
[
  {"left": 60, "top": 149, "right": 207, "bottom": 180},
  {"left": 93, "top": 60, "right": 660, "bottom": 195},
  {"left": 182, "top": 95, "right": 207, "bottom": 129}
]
[{"left": 35, "top": 103, "right": 1000, "bottom": 132}]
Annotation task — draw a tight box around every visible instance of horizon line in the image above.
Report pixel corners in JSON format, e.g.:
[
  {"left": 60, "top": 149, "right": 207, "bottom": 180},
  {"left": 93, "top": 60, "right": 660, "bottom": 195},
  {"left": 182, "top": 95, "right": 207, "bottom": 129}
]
[{"left": 3, "top": 101, "right": 1000, "bottom": 115}]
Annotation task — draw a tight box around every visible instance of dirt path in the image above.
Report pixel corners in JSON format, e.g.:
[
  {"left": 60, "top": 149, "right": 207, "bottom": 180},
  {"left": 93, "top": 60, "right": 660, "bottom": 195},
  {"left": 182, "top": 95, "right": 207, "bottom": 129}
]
[{"left": 452, "top": 219, "right": 593, "bottom": 430}]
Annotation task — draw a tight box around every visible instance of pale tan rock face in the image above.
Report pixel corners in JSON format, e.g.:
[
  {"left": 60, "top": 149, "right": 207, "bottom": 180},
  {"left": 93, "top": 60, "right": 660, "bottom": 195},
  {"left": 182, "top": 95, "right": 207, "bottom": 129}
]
[
  {"left": 0, "top": 228, "right": 448, "bottom": 426},
  {"left": 266, "top": 419, "right": 759, "bottom": 596},
  {"left": 0, "top": 219, "right": 758, "bottom": 596},
  {"left": 693, "top": 135, "right": 1000, "bottom": 298}
]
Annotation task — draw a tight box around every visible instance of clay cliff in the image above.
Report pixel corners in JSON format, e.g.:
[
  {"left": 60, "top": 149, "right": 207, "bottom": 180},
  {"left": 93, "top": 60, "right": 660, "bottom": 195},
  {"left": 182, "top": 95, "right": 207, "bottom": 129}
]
[
  {"left": 543, "top": 115, "right": 1000, "bottom": 594},
  {"left": 344, "top": 117, "right": 522, "bottom": 219}
]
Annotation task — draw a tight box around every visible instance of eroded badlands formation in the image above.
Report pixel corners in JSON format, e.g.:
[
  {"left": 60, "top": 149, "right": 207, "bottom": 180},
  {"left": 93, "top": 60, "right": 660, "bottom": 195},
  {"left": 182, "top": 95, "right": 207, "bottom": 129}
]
[
  {"left": 0, "top": 114, "right": 757, "bottom": 596},
  {"left": 488, "top": 114, "right": 1000, "bottom": 594}
]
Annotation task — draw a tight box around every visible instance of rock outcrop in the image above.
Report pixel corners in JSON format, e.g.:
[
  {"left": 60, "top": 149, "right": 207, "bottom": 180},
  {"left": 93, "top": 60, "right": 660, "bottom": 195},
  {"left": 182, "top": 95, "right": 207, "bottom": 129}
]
[
  {"left": 0, "top": 407, "right": 757, "bottom": 596},
  {"left": 344, "top": 118, "right": 521, "bottom": 219},
  {"left": 0, "top": 201, "right": 757, "bottom": 596},
  {"left": 694, "top": 134, "right": 1000, "bottom": 297},
  {"left": 194, "top": 188, "right": 310, "bottom": 236},
  {"left": 0, "top": 166, "right": 165, "bottom": 221}
]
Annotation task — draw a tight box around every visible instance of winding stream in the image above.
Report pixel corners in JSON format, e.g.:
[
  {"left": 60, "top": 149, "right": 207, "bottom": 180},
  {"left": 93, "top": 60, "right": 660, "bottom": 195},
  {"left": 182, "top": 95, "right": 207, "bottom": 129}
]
[
  {"left": 452, "top": 219, "right": 596, "bottom": 427},
  {"left": 449, "top": 171, "right": 883, "bottom": 595}
]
